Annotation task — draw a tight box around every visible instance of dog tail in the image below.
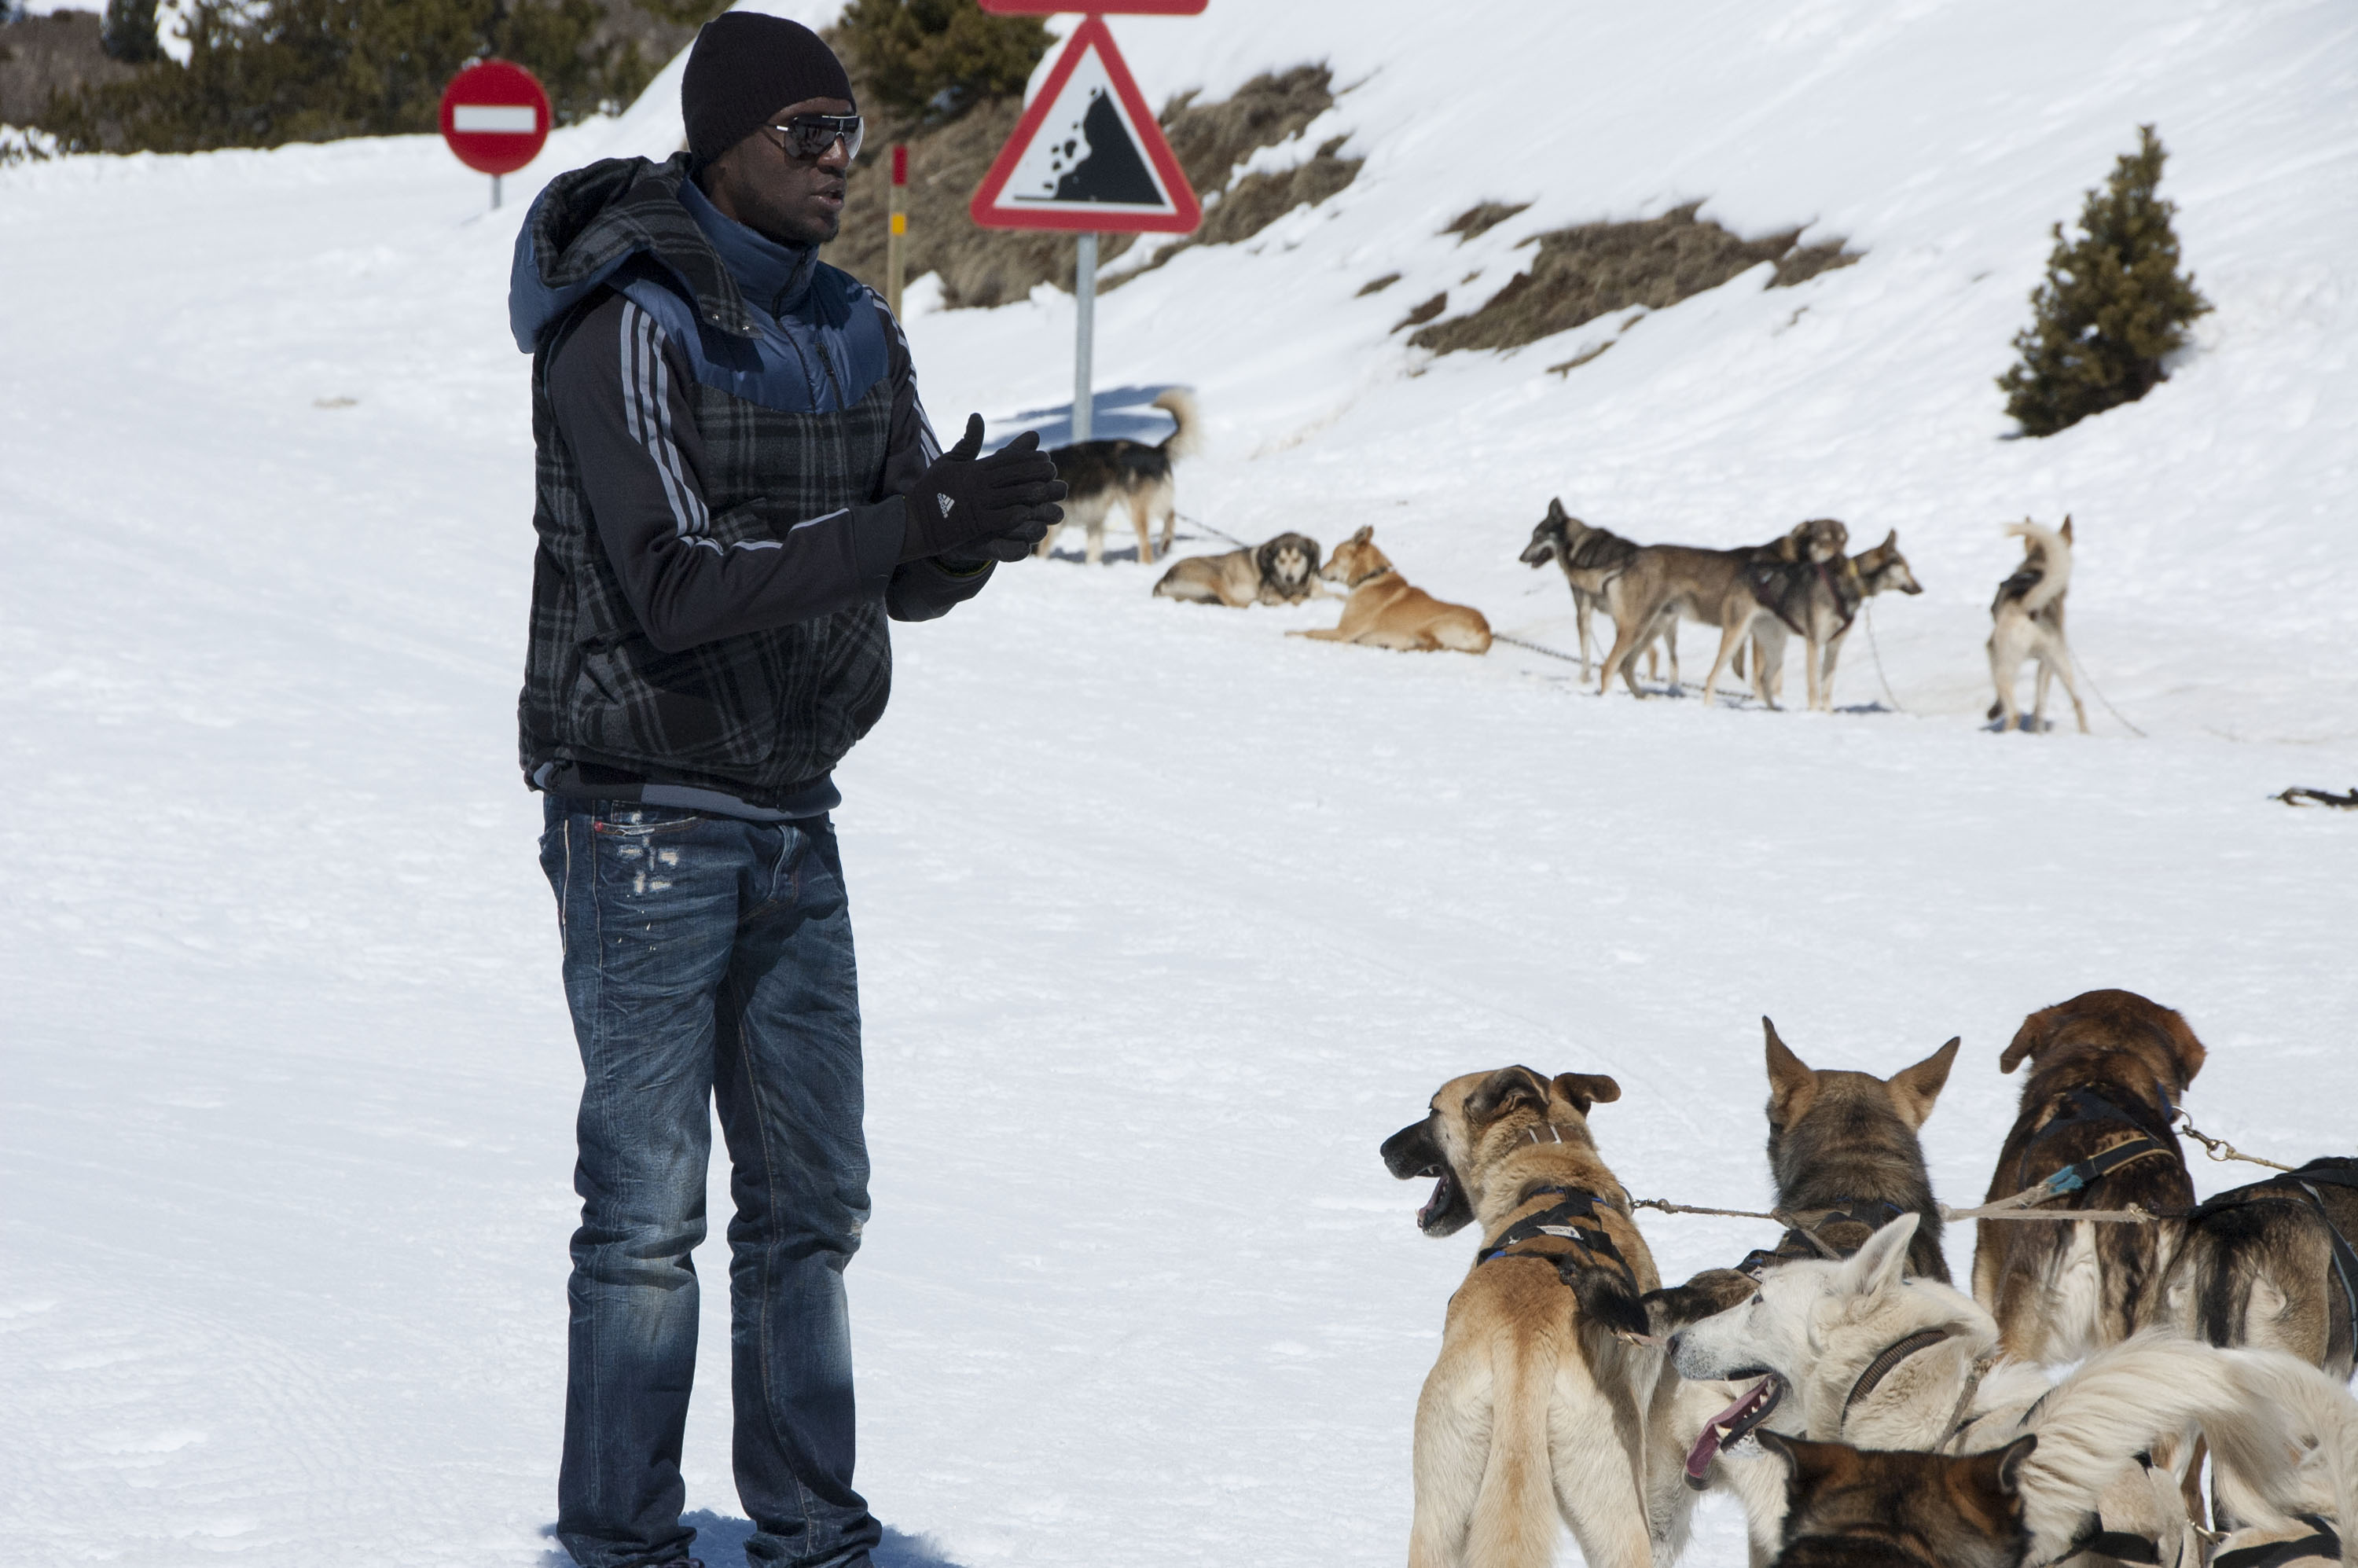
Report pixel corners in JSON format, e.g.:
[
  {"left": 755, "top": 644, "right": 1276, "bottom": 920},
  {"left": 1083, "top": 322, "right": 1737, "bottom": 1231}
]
[
  {"left": 2217, "top": 1347, "right": 2358, "bottom": 1567},
  {"left": 2001, "top": 520, "right": 2073, "bottom": 614},
  {"left": 2017, "top": 1332, "right": 2358, "bottom": 1563},
  {"left": 1559, "top": 1256, "right": 1652, "bottom": 1342},
  {"left": 2173, "top": 1212, "right": 2264, "bottom": 1350},
  {"left": 2010, "top": 1331, "right": 2294, "bottom": 1560},
  {"left": 1464, "top": 1336, "right": 1566, "bottom": 1568},
  {"left": 1152, "top": 388, "right": 1201, "bottom": 461}
]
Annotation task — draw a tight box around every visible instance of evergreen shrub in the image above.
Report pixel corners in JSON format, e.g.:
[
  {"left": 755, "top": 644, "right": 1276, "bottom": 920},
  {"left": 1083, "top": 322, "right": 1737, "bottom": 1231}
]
[
  {"left": 100, "top": 0, "right": 162, "bottom": 62},
  {"left": 1997, "top": 125, "right": 2210, "bottom": 437},
  {"left": 833, "top": 0, "right": 1048, "bottom": 121}
]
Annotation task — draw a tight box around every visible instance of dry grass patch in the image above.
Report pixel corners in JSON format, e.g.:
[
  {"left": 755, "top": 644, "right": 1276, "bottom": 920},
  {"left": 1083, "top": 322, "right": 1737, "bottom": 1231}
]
[
  {"left": 1409, "top": 203, "right": 1860, "bottom": 355},
  {"left": 1391, "top": 293, "right": 1448, "bottom": 334},
  {"left": 1443, "top": 200, "right": 1530, "bottom": 242}
]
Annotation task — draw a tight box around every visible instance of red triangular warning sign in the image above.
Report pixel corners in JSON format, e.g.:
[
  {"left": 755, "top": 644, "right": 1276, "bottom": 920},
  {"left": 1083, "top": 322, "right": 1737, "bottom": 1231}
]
[{"left": 968, "top": 16, "right": 1203, "bottom": 234}]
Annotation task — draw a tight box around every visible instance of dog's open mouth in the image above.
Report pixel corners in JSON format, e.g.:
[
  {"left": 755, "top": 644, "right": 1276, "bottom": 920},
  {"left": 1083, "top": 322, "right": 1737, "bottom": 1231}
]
[
  {"left": 1416, "top": 1172, "right": 1456, "bottom": 1231},
  {"left": 1683, "top": 1374, "right": 1783, "bottom": 1489}
]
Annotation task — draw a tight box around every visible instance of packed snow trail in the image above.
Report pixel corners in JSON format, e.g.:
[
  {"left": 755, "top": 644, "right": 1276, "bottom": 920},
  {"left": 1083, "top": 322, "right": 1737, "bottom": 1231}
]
[{"left": 5, "top": 2, "right": 2356, "bottom": 1565}]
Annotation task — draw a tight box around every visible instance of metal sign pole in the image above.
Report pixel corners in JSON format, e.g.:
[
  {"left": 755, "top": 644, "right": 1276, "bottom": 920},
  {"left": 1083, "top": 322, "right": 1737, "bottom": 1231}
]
[
  {"left": 1073, "top": 231, "right": 1097, "bottom": 443},
  {"left": 491, "top": 174, "right": 502, "bottom": 211}
]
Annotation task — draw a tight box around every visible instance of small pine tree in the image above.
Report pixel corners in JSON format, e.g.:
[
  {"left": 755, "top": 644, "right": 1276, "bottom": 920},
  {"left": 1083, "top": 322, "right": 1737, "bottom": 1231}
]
[
  {"left": 101, "top": 0, "right": 164, "bottom": 62},
  {"left": 1997, "top": 125, "right": 2211, "bottom": 438},
  {"left": 834, "top": 0, "right": 1050, "bottom": 121}
]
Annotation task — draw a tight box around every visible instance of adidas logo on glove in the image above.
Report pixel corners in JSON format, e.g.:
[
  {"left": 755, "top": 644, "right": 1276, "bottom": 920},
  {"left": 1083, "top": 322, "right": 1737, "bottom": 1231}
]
[{"left": 937, "top": 494, "right": 956, "bottom": 517}]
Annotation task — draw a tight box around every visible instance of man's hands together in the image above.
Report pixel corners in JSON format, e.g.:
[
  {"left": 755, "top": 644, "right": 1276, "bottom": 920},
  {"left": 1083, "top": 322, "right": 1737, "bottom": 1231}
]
[{"left": 902, "top": 414, "right": 1066, "bottom": 567}]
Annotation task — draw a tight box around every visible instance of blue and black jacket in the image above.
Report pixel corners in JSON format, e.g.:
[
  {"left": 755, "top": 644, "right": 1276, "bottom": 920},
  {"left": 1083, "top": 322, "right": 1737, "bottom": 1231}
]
[{"left": 510, "top": 152, "right": 990, "bottom": 817}]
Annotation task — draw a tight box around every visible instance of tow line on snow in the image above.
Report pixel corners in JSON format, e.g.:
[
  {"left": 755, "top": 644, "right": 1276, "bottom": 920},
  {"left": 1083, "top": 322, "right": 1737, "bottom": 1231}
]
[
  {"left": 2068, "top": 650, "right": 2149, "bottom": 738},
  {"left": 1493, "top": 631, "right": 1589, "bottom": 666},
  {"left": 1173, "top": 511, "right": 1247, "bottom": 549},
  {"left": 1860, "top": 602, "right": 1908, "bottom": 714}
]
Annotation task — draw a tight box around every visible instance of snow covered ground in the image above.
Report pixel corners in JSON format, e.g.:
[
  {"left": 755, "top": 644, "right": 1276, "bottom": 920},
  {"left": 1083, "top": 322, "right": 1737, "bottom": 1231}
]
[{"left": 5, "top": 2, "right": 2356, "bottom": 1565}]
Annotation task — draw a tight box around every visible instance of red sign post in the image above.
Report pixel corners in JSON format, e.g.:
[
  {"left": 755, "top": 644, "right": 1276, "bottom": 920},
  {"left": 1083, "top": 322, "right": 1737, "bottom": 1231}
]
[
  {"left": 439, "top": 60, "right": 551, "bottom": 210},
  {"left": 970, "top": 13, "right": 1203, "bottom": 441}
]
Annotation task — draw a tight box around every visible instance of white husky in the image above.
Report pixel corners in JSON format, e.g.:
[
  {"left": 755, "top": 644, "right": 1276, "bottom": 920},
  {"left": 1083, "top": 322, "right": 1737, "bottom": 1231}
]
[
  {"left": 1987, "top": 517, "right": 2090, "bottom": 734},
  {"left": 1668, "top": 1216, "right": 2358, "bottom": 1566}
]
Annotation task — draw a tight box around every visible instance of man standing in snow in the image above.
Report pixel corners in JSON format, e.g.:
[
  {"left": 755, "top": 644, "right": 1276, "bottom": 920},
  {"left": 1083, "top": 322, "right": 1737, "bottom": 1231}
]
[{"left": 506, "top": 17, "right": 1063, "bottom": 1568}]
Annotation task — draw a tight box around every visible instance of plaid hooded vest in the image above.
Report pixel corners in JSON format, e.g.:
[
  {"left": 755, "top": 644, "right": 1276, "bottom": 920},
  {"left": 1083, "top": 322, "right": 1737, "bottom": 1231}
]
[{"left": 511, "top": 154, "right": 896, "bottom": 806}]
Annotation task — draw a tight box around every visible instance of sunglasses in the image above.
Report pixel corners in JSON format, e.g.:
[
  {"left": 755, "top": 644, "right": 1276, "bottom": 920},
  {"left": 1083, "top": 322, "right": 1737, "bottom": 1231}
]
[{"left": 765, "top": 113, "right": 863, "bottom": 162}]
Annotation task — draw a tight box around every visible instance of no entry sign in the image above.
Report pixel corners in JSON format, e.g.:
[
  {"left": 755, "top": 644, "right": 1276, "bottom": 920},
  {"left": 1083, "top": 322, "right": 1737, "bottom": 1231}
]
[{"left": 439, "top": 60, "right": 550, "bottom": 178}]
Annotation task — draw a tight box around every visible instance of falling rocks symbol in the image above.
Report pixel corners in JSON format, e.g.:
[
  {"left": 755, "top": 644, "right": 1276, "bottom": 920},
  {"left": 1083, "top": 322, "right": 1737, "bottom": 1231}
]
[{"left": 1031, "top": 90, "right": 1161, "bottom": 205}]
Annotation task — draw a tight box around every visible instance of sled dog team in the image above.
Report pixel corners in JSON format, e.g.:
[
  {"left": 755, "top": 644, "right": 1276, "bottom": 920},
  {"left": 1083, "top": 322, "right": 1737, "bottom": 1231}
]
[
  {"left": 1383, "top": 989, "right": 2358, "bottom": 1568},
  {"left": 1041, "top": 394, "right": 2088, "bottom": 729}
]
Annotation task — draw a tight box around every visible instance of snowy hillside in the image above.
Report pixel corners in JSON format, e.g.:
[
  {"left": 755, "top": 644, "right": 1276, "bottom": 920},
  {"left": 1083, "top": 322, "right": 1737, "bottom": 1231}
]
[{"left": 5, "top": 3, "right": 2356, "bottom": 1567}]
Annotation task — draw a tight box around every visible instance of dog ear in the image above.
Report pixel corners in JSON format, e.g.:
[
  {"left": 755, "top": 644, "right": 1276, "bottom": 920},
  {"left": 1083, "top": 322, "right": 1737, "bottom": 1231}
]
[
  {"left": 1967, "top": 1433, "right": 2039, "bottom": 1499},
  {"left": 1551, "top": 1072, "right": 1621, "bottom": 1115},
  {"left": 2060, "top": 515, "right": 2074, "bottom": 544},
  {"left": 1839, "top": 1211, "right": 1919, "bottom": 1299},
  {"left": 2154, "top": 1005, "right": 2206, "bottom": 1087},
  {"left": 1349, "top": 524, "right": 1373, "bottom": 545},
  {"left": 1754, "top": 1430, "right": 1849, "bottom": 1490},
  {"left": 1764, "top": 1018, "right": 1818, "bottom": 1125},
  {"left": 1464, "top": 1066, "right": 1548, "bottom": 1126},
  {"left": 1884, "top": 1037, "right": 1961, "bottom": 1130},
  {"left": 1997, "top": 1007, "right": 2058, "bottom": 1074},
  {"left": 1547, "top": 497, "right": 1568, "bottom": 523}
]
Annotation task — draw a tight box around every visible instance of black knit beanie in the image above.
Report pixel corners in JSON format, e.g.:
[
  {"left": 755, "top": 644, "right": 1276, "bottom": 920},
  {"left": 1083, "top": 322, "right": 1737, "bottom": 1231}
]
[{"left": 682, "top": 13, "right": 856, "bottom": 167}]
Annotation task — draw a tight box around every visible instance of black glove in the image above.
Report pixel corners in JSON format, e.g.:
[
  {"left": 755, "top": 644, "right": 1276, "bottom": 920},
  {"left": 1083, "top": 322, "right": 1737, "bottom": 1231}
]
[{"left": 901, "top": 414, "right": 1066, "bottom": 565}]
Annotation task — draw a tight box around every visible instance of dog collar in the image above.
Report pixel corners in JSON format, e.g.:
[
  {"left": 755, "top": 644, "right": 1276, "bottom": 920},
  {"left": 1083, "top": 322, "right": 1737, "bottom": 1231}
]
[
  {"left": 1519, "top": 1123, "right": 1586, "bottom": 1148},
  {"left": 1347, "top": 564, "right": 1396, "bottom": 588},
  {"left": 1841, "top": 1327, "right": 1951, "bottom": 1422}
]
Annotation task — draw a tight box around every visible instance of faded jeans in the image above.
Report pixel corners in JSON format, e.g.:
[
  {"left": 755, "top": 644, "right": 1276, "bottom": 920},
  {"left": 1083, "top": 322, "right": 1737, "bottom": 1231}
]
[{"left": 540, "top": 798, "right": 878, "bottom": 1568}]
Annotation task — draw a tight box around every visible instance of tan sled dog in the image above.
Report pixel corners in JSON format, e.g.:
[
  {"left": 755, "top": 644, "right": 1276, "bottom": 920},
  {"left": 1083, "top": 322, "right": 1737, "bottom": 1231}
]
[
  {"left": 1151, "top": 531, "right": 1322, "bottom": 607},
  {"left": 1382, "top": 1067, "right": 1661, "bottom": 1568},
  {"left": 1974, "top": 990, "right": 2204, "bottom": 1366},
  {"left": 1293, "top": 527, "right": 1492, "bottom": 653},
  {"left": 1987, "top": 518, "right": 2088, "bottom": 733}
]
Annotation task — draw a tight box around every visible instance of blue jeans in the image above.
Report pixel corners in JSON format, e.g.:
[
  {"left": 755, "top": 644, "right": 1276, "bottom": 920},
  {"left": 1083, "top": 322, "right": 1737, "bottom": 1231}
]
[{"left": 540, "top": 798, "right": 879, "bottom": 1568}]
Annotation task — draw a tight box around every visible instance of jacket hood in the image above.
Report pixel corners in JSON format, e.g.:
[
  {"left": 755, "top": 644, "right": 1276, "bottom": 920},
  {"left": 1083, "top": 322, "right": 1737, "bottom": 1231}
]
[{"left": 509, "top": 152, "right": 766, "bottom": 353}]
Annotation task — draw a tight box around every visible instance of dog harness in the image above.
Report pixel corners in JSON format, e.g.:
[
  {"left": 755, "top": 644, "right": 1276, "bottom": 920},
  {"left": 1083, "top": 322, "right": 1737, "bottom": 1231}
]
[
  {"left": 1737, "top": 1196, "right": 1907, "bottom": 1278},
  {"left": 2012, "top": 1086, "right": 2180, "bottom": 1204},
  {"left": 1839, "top": 1327, "right": 1951, "bottom": 1419},
  {"left": 1834, "top": 1324, "right": 1996, "bottom": 1459},
  {"left": 1475, "top": 1181, "right": 1638, "bottom": 1292},
  {"left": 2208, "top": 1517, "right": 2345, "bottom": 1568},
  {"left": 2187, "top": 1158, "right": 2358, "bottom": 1350},
  {"left": 1746, "top": 556, "right": 1862, "bottom": 637}
]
